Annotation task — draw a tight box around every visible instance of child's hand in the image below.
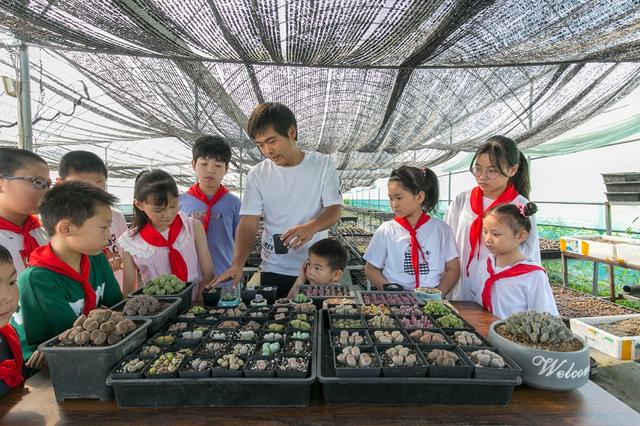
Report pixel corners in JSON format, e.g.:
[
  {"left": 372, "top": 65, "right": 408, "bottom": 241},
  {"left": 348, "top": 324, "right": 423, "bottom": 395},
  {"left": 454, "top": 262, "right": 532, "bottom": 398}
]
[
  {"left": 299, "top": 262, "right": 309, "bottom": 281},
  {"left": 26, "top": 350, "right": 47, "bottom": 370}
]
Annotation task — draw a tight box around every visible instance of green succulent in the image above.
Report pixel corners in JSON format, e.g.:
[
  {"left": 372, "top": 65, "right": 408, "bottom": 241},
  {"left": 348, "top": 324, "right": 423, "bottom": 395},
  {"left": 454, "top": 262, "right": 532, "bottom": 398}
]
[
  {"left": 504, "top": 310, "right": 574, "bottom": 344},
  {"left": 422, "top": 301, "right": 451, "bottom": 317}
]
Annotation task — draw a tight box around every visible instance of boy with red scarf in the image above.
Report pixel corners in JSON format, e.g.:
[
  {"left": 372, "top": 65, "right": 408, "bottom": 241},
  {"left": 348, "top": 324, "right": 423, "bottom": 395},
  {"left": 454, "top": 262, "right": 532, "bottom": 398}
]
[
  {"left": 12, "top": 181, "right": 123, "bottom": 365},
  {"left": 0, "top": 245, "right": 24, "bottom": 395},
  {"left": 0, "top": 148, "right": 50, "bottom": 275},
  {"left": 179, "top": 136, "right": 240, "bottom": 277}
]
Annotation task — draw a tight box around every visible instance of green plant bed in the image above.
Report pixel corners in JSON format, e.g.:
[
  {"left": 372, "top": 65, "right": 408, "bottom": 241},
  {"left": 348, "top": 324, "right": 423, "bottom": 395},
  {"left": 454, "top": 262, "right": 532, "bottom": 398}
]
[{"left": 615, "top": 299, "right": 640, "bottom": 311}]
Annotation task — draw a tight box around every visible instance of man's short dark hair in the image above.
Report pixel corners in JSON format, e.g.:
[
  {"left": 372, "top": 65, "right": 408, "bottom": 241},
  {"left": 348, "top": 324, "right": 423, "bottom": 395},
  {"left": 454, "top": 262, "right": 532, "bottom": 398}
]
[
  {"left": 58, "top": 150, "right": 108, "bottom": 179},
  {"left": 39, "top": 181, "right": 117, "bottom": 235},
  {"left": 308, "top": 238, "right": 349, "bottom": 271},
  {"left": 192, "top": 136, "right": 232, "bottom": 165},
  {"left": 0, "top": 147, "right": 47, "bottom": 176},
  {"left": 246, "top": 103, "right": 297, "bottom": 141},
  {"left": 0, "top": 244, "right": 12, "bottom": 266}
]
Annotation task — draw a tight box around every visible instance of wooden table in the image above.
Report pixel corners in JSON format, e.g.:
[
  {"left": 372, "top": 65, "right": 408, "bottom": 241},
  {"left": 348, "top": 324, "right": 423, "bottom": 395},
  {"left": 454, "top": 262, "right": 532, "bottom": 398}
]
[{"left": 2, "top": 303, "right": 638, "bottom": 425}]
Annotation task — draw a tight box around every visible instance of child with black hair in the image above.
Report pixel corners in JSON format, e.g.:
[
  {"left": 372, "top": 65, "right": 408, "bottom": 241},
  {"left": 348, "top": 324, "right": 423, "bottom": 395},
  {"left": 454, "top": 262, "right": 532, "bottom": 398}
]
[
  {"left": 57, "top": 150, "right": 128, "bottom": 289},
  {"left": 179, "top": 136, "right": 240, "bottom": 276},
  {"left": 0, "top": 244, "right": 24, "bottom": 395},
  {"left": 12, "top": 181, "right": 123, "bottom": 367},
  {"left": 0, "top": 148, "right": 50, "bottom": 274},
  {"left": 119, "top": 170, "right": 214, "bottom": 300},
  {"left": 470, "top": 202, "right": 557, "bottom": 319},
  {"left": 445, "top": 135, "right": 540, "bottom": 301},
  {"left": 287, "top": 238, "right": 349, "bottom": 298},
  {"left": 364, "top": 166, "right": 460, "bottom": 294}
]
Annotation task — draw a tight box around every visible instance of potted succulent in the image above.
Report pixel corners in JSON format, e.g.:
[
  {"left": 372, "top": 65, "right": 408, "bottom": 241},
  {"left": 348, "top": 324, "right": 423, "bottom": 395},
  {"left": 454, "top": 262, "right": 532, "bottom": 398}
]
[
  {"left": 250, "top": 293, "right": 268, "bottom": 307},
  {"left": 488, "top": 310, "right": 589, "bottom": 390},
  {"left": 291, "top": 293, "right": 313, "bottom": 306}
]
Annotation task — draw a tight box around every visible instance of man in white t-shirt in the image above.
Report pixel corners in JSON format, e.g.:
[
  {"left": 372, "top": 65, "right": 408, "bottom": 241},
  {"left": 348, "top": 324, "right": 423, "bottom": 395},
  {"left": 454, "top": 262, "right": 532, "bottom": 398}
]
[
  {"left": 57, "top": 150, "right": 128, "bottom": 291},
  {"left": 214, "top": 103, "right": 343, "bottom": 298}
]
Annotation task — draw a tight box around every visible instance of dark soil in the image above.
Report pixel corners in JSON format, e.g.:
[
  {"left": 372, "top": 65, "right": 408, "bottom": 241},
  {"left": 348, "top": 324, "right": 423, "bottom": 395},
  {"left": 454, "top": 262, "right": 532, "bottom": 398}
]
[{"left": 495, "top": 324, "right": 584, "bottom": 352}]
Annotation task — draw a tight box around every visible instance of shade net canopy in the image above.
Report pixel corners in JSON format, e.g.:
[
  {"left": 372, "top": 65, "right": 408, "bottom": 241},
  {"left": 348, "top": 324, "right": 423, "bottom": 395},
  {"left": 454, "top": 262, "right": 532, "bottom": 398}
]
[{"left": 0, "top": 1, "right": 639, "bottom": 190}]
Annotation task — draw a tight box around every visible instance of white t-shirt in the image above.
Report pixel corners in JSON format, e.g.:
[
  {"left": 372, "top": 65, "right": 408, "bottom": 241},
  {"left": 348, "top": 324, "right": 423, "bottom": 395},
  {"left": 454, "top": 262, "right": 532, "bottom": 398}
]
[
  {"left": 105, "top": 207, "right": 128, "bottom": 289},
  {"left": 240, "top": 151, "right": 343, "bottom": 276},
  {"left": 469, "top": 255, "right": 558, "bottom": 319},
  {"left": 445, "top": 189, "right": 540, "bottom": 301},
  {"left": 363, "top": 217, "right": 459, "bottom": 290},
  {"left": 0, "top": 227, "right": 49, "bottom": 274}
]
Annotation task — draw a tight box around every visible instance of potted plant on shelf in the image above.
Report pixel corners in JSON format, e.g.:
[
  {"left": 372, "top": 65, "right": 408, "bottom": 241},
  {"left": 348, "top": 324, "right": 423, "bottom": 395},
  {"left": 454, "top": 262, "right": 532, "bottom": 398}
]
[{"left": 488, "top": 310, "right": 589, "bottom": 390}]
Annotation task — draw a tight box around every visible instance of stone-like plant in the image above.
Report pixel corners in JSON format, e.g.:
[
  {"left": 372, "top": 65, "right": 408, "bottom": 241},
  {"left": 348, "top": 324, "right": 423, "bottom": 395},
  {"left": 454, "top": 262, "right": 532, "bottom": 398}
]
[{"left": 504, "top": 310, "right": 573, "bottom": 344}]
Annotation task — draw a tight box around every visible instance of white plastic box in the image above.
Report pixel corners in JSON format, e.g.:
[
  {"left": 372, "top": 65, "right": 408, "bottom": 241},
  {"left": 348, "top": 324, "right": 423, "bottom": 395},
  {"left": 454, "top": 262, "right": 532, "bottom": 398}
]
[
  {"left": 560, "top": 235, "right": 640, "bottom": 266},
  {"left": 570, "top": 314, "right": 640, "bottom": 360}
]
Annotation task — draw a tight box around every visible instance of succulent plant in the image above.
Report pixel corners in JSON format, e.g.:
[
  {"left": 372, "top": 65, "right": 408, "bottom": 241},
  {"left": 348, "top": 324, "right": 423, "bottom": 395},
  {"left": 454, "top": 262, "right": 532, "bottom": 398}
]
[
  {"left": 437, "top": 314, "right": 465, "bottom": 329},
  {"left": 187, "top": 306, "right": 206, "bottom": 315},
  {"left": 399, "top": 316, "right": 433, "bottom": 329},
  {"left": 239, "top": 330, "right": 257, "bottom": 341},
  {"left": 117, "top": 357, "right": 147, "bottom": 373},
  {"left": 217, "top": 320, "right": 241, "bottom": 330},
  {"left": 292, "top": 313, "right": 311, "bottom": 322},
  {"left": 153, "top": 334, "right": 175, "bottom": 346},
  {"left": 453, "top": 331, "right": 483, "bottom": 346},
  {"left": 372, "top": 330, "right": 405, "bottom": 344},
  {"left": 367, "top": 314, "right": 396, "bottom": 328},
  {"left": 221, "top": 293, "right": 239, "bottom": 302},
  {"left": 261, "top": 341, "right": 281, "bottom": 356},
  {"left": 279, "top": 356, "right": 308, "bottom": 372},
  {"left": 273, "top": 312, "right": 288, "bottom": 320},
  {"left": 289, "top": 319, "right": 312, "bottom": 331},
  {"left": 292, "top": 293, "right": 312, "bottom": 304},
  {"left": 250, "top": 294, "right": 267, "bottom": 305},
  {"left": 262, "top": 332, "right": 284, "bottom": 342},
  {"left": 122, "top": 295, "right": 162, "bottom": 316},
  {"left": 181, "top": 330, "right": 203, "bottom": 339},
  {"left": 293, "top": 303, "right": 316, "bottom": 314},
  {"left": 57, "top": 309, "right": 137, "bottom": 347},
  {"left": 302, "top": 285, "right": 351, "bottom": 297},
  {"left": 139, "top": 344, "right": 163, "bottom": 356},
  {"left": 275, "top": 298, "right": 290, "bottom": 305},
  {"left": 422, "top": 301, "right": 451, "bottom": 317},
  {"left": 361, "top": 293, "right": 421, "bottom": 306},
  {"left": 291, "top": 331, "right": 310, "bottom": 340},
  {"left": 469, "top": 349, "right": 506, "bottom": 368},
  {"left": 188, "top": 357, "right": 212, "bottom": 371},
  {"left": 265, "top": 322, "right": 286, "bottom": 332},
  {"left": 332, "top": 318, "right": 365, "bottom": 328},
  {"left": 504, "top": 310, "right": 574, "bottom": 344},
  {"left": 232, "top": 343, "right": 254, "bottom": 356},
  {"left": 216, "top": 354, "right": 244, "bottom": 370},
  {"left": 241, "top": 321, "right": 262, "bottom": 332},
  {"left": 143, "top": 274, "right": 186, "bottom": 296},
  {"left": 222, "top": 307, "right": 244, "bottom": 318},
  {"left": 336, "top": 330, "right": 366, "bottom": 346},
  {"left": 285, "top": 339, "right": 310, "bottom": 354},
  {"left": 383, "top": 345, "right": 418, "bottom": 367},
  {"left": 330, "top": 305, "right": 359, "bottom": 315},
  {"left": 426, "top": 349, "right": 460, "bottom": 367},
  {"left": 409, "top": 329, "right": 446, "bottom": 344},
  {"left": 167, "top": 322, "right": 189, "bottom": 332},
  {"left": 390, "top": 305, "right": 424, "bottom": 317},
  {"left": 204, "top": 341, "right": 228, "bottom": 354},
  {"left": 361, "top": 304, "right": 392, "bottom": 316},
  {"left": 147, "top": 352, "right": 185, "bottom": 375},
  {"left": 336, "top": 346, "right": 374, "bottom": 368}
]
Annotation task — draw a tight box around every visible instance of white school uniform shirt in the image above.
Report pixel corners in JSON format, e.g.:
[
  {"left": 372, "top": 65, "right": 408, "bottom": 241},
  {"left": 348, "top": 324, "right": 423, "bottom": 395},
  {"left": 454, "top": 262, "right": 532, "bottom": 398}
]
[
  {"left": 105, "top": 207, "right": 128, "bottom": 290},
  {"left": 0, "top": 227, "right": 49, "bottom": 274},
  {"left": 363, "top": 217, "right": 459, "bottom": 291},
  {"left": 444, "top": 189, "right": 540, "bottom": 301},
  {"left": 240, "top": 150, "right": 343, "bottom": 277},
  {"left": 469, "top": 255, "right": 558, "bottom": 319}
]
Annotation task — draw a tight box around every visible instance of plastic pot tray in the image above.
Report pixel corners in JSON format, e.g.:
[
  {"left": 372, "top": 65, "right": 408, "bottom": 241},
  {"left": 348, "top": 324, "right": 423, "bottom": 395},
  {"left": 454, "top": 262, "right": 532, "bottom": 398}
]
[
  {"left": 317, "top": 310, "right": 521, "bottom": 405},
  {"left": 111, "top": 297, "right": 181, "bottom": 335},
  {"left": 39, "top": 319, "right": 151, "bottom": 401},
  {"left": 106, "top": 320, "right": 318, "bottom": 407},
  {"left": 129, "top": 281, "right": 196, "bottom": 314}
]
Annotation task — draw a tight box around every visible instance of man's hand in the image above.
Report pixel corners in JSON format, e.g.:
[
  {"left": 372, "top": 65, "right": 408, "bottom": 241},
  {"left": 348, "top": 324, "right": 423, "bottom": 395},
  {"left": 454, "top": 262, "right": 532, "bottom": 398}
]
[
  {"left": 282, "top": 223, "right": 316, "bottom": 251},
  {"left": 26, "top": 350, "right": 47, "bottom": 370},
  {"left": 211, "top": 264, "right": 244, "bottom": 288}
]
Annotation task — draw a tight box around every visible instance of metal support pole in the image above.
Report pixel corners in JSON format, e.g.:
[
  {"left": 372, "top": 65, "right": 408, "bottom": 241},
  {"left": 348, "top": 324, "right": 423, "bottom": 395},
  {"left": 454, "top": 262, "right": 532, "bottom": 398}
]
[
  {"left": 448, "top": 171, "right": 452, "bottom": 205},
  {"left": 17, "top": 43, "right": 32, "bottom": 151},
  {"left": 239, "top": 169, "right": 243, "bottom": 200},
  {"left": 605, "top": 202, "right": 612, "bottom": 236}
]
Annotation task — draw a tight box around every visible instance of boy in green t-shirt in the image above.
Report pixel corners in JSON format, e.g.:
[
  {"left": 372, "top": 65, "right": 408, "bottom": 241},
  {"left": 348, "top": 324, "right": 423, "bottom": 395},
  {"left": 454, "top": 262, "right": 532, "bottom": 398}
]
[{"left": 12, "top": 181, "right": 123, "bottom": 367}]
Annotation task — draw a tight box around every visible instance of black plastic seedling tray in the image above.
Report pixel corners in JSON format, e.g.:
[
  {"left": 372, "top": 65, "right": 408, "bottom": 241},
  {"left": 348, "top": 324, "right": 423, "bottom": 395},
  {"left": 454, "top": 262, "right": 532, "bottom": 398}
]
[
  {"left": 39, "top": 319, "right": 151, "bottom": 400},
  {"left": 463, "top": 347, "right": 523, "bottom": 380},
  {"left": 300, "top": 284, "right": 359, "bottom": 309},
  {"left": 316, "top": 310, "right": 520, "bottom": 405},
  {"left": 111, "top": 297, "right": 181, "bottom": 335},
  {"left": 107, "top": 314, "right": 318, "bottom": 407},
  {"left": 129, "top": 282, "right": 196, "bottom": 314},
  {"left": 376, "top": 344, "right": 428, "bottom": 377}
]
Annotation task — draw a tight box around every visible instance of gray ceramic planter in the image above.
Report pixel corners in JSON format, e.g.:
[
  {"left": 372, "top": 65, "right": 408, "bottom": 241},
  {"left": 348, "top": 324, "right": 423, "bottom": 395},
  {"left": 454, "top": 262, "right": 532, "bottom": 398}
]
[{"left": 488, "top": 320, "right": 589, "bottom": 390}]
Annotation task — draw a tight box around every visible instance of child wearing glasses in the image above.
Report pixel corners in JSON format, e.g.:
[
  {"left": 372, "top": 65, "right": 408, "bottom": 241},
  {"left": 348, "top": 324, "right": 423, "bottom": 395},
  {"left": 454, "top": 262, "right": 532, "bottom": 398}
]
[
  {"left": 0, "top": 148, "right": 51, "bottom": 274},
  {"left": 444, "top": 136, "right": 540, "bottom": 301}
]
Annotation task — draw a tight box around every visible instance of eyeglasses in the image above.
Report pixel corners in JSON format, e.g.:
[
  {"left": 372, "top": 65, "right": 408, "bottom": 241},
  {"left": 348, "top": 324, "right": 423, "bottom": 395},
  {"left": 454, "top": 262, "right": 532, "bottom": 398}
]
[
  {"left": 470, "top": 165, "right": 504, "bottom": 180},
  {"left": 0, "top": 176, "right": 52, "bottom": 190}
]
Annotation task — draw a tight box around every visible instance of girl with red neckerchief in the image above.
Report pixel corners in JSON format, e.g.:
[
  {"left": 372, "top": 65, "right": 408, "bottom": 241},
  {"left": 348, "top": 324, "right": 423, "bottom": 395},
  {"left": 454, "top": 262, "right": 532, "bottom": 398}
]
[
  {"left": 0, "top": 244, "right": 24, "bottom": 396},
  {"left": 118, "top": 170, "right": 214, "bottom": 302},
  {"left": 469, "top": 203, "right": 557, "bottom": 319},
  {"left": 445, "top": 136, "right": 540, "bottom": 301},
  {"left": 364, "top": 166, "right": 460, "bottom": 294}
]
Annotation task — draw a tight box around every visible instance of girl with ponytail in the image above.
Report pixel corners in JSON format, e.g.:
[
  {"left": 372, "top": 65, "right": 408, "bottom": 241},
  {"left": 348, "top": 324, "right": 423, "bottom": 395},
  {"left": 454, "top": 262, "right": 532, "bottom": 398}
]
[
  {"left": 445, "top": 135, "right": 541, "bottom": 301},
  {"left": 364, "top": 166, "right": 460, "bottom": 294}
]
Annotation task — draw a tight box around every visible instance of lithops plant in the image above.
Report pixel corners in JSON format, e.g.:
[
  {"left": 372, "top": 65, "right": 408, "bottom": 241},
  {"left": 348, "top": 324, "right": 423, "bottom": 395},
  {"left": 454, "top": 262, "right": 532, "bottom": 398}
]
[
  {"left": 265, "top": 322, "right": 286, "bottom": 333},
  {"left": 400, "top": 316, "right": 433, "bottom": 329},
  {"left": 139, "top": 344, "right": 163, "bottom": 356},
  {"left": 232, "top": 343, "right": 255, "bottom": 356},
  {"left": 368, "top": 314, "right": 396, "bottom": 328},
  {"left": 57, "top": 309, "right": 137, "bottom": 347},
  {"left": 122, "top": 295, "right": 161, "bottom": 316},
  {"left": 187, "top": 305, "right": 206, "bottom": 315},
  {"left": 238, "top": 330, "right": 257, "bottom": 341},
  {"left": 292, "top": 293, "right": 312, "bottom": 304},
  {"left": 216, "top": 354, "right": 244, "bottom": 370},
  {"left": 262, "top": 332, "right": 284, "bottom": 342},
  {"left": 426, "top": 349, "right": 460, "bottom": 367},
  {"left": 153, "top": 334, "right": 175, "bottom": 347},
  {"left": 116, "top": 357, "right": 148, "bottom": 374},
  {"left": 241, "top": 321, "right": 263, "bottom": 332},
  {"left": 147, "top": 352, "right": 185, "bottom": 375},
  {"left": 289, "top": 319, "right": 312, "bottom": 331},
  {"left": 330, "top": 305, "right": 359, "bottom": 315},
  {"left": 361, "top": 304, "right": 391, "bottom": 316},
  {"left": 167, "top": 322, "right": 189, "bottom": 332},
  {"left": 181, "top": 330, "right": 204, "bottom": 339},
  {"left": 332, "top": 318, "right": 365, "bottom": 328},
  {"left": 383, "top": 345, "right": 418, "bottom": 367},
  {"left": 261, "top": 341, "right": 281, "bottom": 356},
  {"left": 504, "top": 310, "right": 574, "bottom": 344},
  {"left": 222, "top": 307, "right": 244, "bottom": 318},
  {"left": 336, "top": 330, "right": 366, "bottom": 346},
  {"left": 336, "top": 346, "right": 374, "bottom": 368},
  {"left": 279, "top": 356, "right": 309, "bottom": 373},
  {"left": 409, "top": 329, "right": 446, "bottom": 344},
  {"left": 422, "top": 301, "right": 452, "bottom": 317},
  {"left": 187, "top": 357, "right": 212, "bottom": 371},
  {"left": 372, "top": 330, "right": 405, "bottom": 344},
  {"left": 391, "top": 305, "right": 424, "bottom": 317},
  {"left": 453, "top": 331, "right": 484, "bottom": 346},
  {"left": 437, "top": 314, "right": 465, "bottom": 329},
  {"left": 291, "top": 331, "right": 310, "bottom": 340},
  {"left": 143, "top": 274, "right": 186, "bottom": 296},
  {"left": 469, "top": 349, "right": 506, "bottom": 368},
  {"left": 216, "top": 320, "right": 241, "bottom": 330}
]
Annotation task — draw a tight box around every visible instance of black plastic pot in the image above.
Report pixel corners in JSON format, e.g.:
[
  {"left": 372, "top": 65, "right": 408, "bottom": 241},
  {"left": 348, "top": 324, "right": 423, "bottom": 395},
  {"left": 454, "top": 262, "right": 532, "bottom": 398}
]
[
  {"left": 178, "top": 355, "right": 214, "bottom": 378},
  {"left": 421, "top": 345, "right": 474, "bottom": 378},
  {"left": 243, "top": 355, "right": 276, "bottom": 378},
  {"left": 376, "top": 343, "right": 428, "bottom": 377},
  {"left": 111, "top": 297, "right": 181, "bottom": 335}
]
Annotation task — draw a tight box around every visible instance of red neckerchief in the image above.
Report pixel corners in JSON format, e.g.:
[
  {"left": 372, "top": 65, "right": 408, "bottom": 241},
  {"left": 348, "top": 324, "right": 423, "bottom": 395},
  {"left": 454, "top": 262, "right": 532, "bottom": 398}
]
[
  {"left": 483, "top": 257, "right": 544, "bottom": 313},
  {"left": 0, "top": 324, "right": 24, "bottom": 389},
  {"left": 0, "top": 215, "right": 42, "bottom": 263},
  {"left": 139, "top": 215, "right": 188, "bottom": 282},
  {"left": 466, "top": 183, "right": 519, "bottom": 276},
  {"left": 29, "top": 244, "right": 96, "bottom": 315},
  {"left": 394, "top": 213, "right": 431, "bottom": 289},
  {"left": 187, "top": 184, "right": 229, "bottom": 233}
]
